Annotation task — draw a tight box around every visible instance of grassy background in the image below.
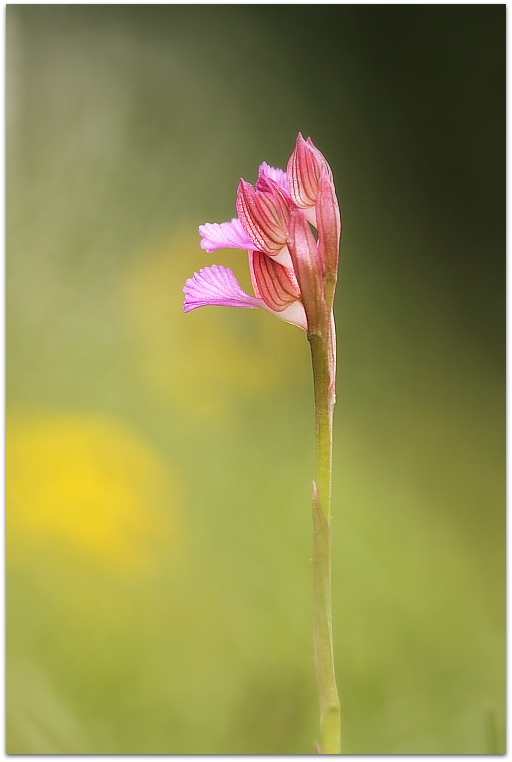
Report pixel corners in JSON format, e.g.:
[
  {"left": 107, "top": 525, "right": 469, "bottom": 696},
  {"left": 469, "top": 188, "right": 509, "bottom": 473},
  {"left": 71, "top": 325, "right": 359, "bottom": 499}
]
[{"left": 7, "top": 5, "right": 505, "bottom": 754}]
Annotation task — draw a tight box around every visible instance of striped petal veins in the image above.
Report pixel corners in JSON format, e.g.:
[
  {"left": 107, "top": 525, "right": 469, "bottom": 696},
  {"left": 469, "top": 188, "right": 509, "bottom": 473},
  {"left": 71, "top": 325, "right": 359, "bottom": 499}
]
[
  {"left": 236, "top": 177, "right": 293, "bottom": 256},
  {"left": 249, "top": 251, "right": 301, "bottom": 312}
]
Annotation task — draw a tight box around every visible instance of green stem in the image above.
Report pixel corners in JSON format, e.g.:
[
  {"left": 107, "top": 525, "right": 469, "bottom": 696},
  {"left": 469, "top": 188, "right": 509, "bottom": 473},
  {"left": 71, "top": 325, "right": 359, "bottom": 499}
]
[{"left": 309, "top": 328, "right": 341, "bottom": 754}]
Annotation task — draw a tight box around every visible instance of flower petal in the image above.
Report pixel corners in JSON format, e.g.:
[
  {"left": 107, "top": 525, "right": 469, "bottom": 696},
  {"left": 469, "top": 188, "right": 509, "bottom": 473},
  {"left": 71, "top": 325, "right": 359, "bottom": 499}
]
[
  {"left": 257, "top": 162, "right": 289, "bottom": 194},
  {"left": 199, "top": 218, "right": 253, "bottom": 253},
  {"left": 249, "top": 250, "right": 301, "bottom": 312},
  {"left": 287, "top": 133, "right": 333, "bottom": 208},
  {"left": 236, "top": 178, "right": 292, "bottom": 256},
  {"left": 183, "top": 265, "right": 264, "bottom": 312}
]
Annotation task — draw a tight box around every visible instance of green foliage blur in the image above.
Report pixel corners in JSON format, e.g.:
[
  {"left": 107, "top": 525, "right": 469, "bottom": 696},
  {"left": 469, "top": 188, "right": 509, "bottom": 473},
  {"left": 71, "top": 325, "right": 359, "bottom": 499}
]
[{"left": 6, "top": 5, "right": 504, "bottom": 754}]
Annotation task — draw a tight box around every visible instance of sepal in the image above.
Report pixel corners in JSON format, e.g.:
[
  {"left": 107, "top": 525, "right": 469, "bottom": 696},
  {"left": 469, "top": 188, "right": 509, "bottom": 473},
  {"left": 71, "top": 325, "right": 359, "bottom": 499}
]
[
  {"left": 249, "top": 250, "right": 301, "bottom": 312},
  {"left": 316, "top": 171, "right": 341, "bottom": 291},
  {"left": 287, "top": 209, "right": 326, "bottom": 333},
  {"left": 236, "top": 177, "right": 293, "bottom": 256},
  {"left": 287, "top": 134, "right": 333, "bottom": 209}
]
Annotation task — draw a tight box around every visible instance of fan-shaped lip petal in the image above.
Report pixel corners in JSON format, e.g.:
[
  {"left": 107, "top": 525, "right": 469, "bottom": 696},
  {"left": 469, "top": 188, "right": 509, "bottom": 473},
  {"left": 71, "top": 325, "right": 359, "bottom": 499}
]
[
  {"left": 257, "top": 162, "right": 289, "bottom": 194},
  {"left": 183, "top": 264, "right": 264, "bottom": 311},
  {"left": 199, "top": 218, "right": 253, "bottom": 253},
  {"left": 183, "top": 263, "right": 307, "bottom": 330}
]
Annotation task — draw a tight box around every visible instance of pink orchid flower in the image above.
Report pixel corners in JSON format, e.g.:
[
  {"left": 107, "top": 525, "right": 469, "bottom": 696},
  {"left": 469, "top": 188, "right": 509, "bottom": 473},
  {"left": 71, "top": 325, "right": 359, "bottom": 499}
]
[{"left": 184, "top": 134, "right": 341, "bottom": 334}]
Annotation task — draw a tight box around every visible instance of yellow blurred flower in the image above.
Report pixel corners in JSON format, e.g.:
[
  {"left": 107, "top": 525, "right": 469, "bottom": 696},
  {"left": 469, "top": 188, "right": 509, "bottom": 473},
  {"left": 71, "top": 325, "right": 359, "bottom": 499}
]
[{"left": 7, "top": 413, "right": 179, "bottom": 570}]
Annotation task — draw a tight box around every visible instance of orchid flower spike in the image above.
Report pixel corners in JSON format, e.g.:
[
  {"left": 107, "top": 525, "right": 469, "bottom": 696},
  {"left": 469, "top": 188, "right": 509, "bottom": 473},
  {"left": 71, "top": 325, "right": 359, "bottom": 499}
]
[
  {"left": 184, "top": 134, "right": 341, "bottom": 335},
  {"left": 183, "top": 134, "right": 343, "bottom": 755}
]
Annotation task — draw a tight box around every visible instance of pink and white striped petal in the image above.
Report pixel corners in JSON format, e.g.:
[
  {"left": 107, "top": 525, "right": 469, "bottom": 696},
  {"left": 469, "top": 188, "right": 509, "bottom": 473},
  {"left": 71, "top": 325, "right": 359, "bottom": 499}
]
[
  {"left": 199, "top": 218, "right": 253, "bottom": 253},
  {"left": 287, "top": 133, "right": 333, "bottom": 209},
  {"left": 236, "top": 178, "right": 293, "bottom": 256},
  {"left": 249, "top": 251, "right": 301, "bottom": 312},
  {"left": 183, "top": 265, "right": 263, "bottom": 312}
]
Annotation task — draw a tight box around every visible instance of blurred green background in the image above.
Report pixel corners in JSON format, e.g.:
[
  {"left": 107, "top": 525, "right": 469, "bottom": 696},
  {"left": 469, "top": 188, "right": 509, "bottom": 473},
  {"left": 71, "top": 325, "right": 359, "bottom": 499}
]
[{"left": 6, "top": 5, "right": 504, "bottom": 754}]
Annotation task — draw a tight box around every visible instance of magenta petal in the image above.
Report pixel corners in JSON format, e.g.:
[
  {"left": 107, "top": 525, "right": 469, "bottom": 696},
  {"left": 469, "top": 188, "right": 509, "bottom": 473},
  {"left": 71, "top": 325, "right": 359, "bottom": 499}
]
[
  {"left": 199, "top": 218, "right": 253, "bottom": 253},
  {"left": 183, "top": 265, "right": 264, "bottom": 312},
  {"left": 257, "top": 162, "right": 289, "bottom": 194}
]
